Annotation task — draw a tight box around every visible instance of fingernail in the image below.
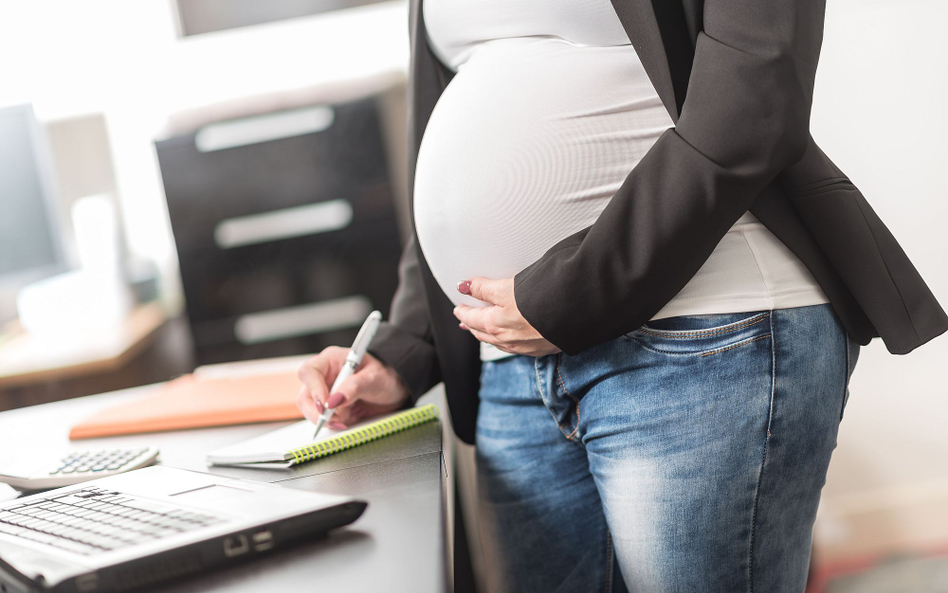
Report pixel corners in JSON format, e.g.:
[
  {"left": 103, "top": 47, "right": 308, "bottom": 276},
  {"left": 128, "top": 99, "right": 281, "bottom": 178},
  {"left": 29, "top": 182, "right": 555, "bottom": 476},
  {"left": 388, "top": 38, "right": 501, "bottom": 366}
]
[
  {"left": 457, "top": 280, "right": 471, "bottom": 295},
  {"left": 459, "top": 324, "right": 468, "bottom": 330},
  {"left": 326, "top": 392, "right": 347, "bottom": 409},
  {"left": 329, "top": 421, "right": 347, "bottom": 430},
  {"left": 315, "top": 400, "right": 324, "bottom": 414}
]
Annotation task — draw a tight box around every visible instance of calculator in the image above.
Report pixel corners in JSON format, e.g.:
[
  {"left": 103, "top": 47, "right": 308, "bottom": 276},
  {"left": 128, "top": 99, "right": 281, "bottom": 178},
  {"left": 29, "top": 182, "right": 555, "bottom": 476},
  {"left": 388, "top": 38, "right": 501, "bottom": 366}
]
[{"left": 0, "top": 447, "right": 159, "bottom": 492}]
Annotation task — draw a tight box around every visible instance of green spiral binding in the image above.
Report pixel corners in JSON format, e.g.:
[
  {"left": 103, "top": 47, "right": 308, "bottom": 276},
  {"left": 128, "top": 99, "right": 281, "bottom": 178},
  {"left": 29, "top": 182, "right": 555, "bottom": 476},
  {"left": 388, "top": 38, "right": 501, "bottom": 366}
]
[{"left": 288, "top": 404, "right": 439, "bottom": 465}]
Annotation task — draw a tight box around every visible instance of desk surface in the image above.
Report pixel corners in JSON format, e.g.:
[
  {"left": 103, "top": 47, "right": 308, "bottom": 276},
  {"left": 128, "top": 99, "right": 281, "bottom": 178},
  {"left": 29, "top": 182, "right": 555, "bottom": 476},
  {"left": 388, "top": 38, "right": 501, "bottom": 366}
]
[{"left": 0, "top": 384, "right": 449, "bottom": 593}]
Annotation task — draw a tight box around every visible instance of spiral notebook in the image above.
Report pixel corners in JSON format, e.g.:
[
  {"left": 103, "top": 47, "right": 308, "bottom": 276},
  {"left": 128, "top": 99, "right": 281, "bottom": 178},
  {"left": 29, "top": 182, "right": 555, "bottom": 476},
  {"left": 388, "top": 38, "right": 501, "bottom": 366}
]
[{"left": 206, "top": 404, "right": 439, "bottom": 469}]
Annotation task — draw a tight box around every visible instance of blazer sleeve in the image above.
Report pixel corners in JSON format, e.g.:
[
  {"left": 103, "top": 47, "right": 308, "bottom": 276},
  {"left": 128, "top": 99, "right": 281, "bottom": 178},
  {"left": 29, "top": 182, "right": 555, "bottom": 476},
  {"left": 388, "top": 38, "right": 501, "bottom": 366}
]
[
  {"left": 367, "top": 236, "right": 442, "bottom": 403},
  {"left": 513, "top": 0, "right": 824, "bottom": 355}
]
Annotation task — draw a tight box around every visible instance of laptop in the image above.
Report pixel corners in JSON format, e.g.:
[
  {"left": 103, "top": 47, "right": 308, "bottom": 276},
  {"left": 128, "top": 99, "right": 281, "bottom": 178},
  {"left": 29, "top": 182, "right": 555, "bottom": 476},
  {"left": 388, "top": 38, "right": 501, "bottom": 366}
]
[{"left": 0, "top": 466, "right": 366, "bottom": 593}]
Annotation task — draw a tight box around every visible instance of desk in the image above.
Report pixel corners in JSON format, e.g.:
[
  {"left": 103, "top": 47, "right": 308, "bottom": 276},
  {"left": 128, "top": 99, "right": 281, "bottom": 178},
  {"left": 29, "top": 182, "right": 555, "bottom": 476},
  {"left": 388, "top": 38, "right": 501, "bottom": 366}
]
[
  {"left": 0, "top": 304, "right": 195, "bottom": 413},
  {"left": 0, "top": 304, "right": 167, "bottom": 390},
  {"left": 0, "top": 384, "right": 451, "bottom": 592}
]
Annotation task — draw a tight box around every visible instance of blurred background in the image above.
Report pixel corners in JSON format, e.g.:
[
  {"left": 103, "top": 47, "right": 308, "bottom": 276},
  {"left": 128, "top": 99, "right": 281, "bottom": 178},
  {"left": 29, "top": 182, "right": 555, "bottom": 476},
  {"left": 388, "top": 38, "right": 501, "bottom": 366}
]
[
  {"left": 0, "top": 0, "right": 412, "bottom": 406},
  {"left": 0, "top": 0, "right": 945, "bottom": 590}
]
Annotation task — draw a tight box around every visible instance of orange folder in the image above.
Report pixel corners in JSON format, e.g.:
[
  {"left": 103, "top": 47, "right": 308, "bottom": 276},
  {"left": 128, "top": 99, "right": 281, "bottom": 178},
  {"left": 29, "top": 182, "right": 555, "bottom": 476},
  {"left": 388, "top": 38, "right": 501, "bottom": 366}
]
[{"left": 70, "top": 372, "right": 304, "bottom": 440}]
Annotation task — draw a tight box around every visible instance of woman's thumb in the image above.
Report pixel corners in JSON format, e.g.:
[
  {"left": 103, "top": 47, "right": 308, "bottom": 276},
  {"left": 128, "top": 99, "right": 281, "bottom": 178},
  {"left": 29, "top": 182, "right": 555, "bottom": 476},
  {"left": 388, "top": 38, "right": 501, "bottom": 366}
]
[{"left": 327, "top": 373, "right": 366, "bottom": 410}]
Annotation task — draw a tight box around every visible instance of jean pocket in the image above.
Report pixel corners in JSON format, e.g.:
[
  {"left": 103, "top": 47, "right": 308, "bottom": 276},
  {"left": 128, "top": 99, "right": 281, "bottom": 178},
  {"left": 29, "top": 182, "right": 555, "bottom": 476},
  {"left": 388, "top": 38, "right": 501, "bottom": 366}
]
[
  {"left": 840, "top": 334, "right": 861, "bottom": 421},
  {"left": 625, "top": 310, "right": 772, "bottom": 357}
]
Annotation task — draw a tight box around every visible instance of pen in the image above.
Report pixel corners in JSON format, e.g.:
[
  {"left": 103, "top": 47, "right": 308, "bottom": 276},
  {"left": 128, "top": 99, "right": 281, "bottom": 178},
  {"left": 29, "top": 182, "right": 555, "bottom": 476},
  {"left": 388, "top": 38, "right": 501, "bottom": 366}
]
[{"left": 312, "top": 310, "right": 383, "bottom": 440}]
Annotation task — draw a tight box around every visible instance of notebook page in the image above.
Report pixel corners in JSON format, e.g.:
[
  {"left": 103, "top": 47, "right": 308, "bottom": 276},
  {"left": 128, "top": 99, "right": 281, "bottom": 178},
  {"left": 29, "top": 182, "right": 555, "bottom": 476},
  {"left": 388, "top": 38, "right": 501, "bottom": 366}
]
[{"left": 206, "top": 419, "right": 364, "bottom": 465}]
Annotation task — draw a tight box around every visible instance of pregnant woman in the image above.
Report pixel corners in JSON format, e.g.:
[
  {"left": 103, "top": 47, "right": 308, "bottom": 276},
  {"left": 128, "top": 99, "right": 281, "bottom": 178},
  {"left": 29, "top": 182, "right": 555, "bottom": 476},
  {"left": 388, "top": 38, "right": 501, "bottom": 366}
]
[{"left": 297, "top": 0, "right": 948, "bottom": 590}]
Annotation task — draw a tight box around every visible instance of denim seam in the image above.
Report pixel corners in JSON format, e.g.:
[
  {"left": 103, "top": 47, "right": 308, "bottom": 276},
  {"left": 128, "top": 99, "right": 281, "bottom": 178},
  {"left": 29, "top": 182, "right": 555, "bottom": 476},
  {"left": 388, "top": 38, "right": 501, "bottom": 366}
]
[
  {"left": 533, "top": 358, "right": 545, "bottom": 402},
  {"left": 554, "top": 356, "right": 583, "bottom": 444},
  {"left": 634, "top": 312, "right": 770, "bottom": 338},
  {"left": 630, "top": 331, "right": 770, "bottom": 357},
  {"left": 748, "top": 311, "right": 778, "bottom": 592},
  {"left": 700, "top": 333, "right": 772, "bottom": 357},
  {"left": 603, "top": 530, "right": 614, "bottom": 593},
  {"left": 536, "top": 356, "right": 574, "bottom": 442}
]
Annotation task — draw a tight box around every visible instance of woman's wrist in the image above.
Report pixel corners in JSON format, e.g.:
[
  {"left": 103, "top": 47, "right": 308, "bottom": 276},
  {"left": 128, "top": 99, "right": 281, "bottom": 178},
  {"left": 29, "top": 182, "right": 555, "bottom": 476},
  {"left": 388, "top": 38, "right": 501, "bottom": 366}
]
[{"left": 378, "top": 359, "right": 413, "bottom": 408}]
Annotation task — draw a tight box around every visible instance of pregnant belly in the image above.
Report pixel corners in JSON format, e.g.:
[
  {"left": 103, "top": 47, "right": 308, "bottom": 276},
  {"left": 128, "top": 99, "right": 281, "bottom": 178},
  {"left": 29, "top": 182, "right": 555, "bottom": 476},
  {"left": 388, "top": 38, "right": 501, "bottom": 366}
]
[{"left": 413, "top": 38, "right": 673, "bottom": 308}]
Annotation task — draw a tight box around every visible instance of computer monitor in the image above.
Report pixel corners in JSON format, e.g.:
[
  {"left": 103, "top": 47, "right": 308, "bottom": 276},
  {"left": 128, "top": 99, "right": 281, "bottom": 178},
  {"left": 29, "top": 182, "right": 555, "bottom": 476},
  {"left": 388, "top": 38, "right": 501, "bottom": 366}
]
[{"left": 0, "top": 104, "right": 68, "bottom": 323}]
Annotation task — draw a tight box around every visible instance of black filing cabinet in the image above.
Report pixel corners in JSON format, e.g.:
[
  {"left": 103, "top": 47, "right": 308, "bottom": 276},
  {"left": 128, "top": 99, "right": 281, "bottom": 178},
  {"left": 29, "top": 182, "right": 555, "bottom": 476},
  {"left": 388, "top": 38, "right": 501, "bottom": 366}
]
[{"left": 156, "top": 95, "right": 402, "bottom": 365}]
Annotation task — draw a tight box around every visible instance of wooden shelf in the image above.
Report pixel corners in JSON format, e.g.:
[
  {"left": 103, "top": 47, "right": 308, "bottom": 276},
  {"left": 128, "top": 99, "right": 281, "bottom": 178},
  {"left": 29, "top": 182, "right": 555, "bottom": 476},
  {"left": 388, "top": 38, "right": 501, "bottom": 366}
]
[{"left": 0, "top": 303, "right": 167, "bottom": 389}]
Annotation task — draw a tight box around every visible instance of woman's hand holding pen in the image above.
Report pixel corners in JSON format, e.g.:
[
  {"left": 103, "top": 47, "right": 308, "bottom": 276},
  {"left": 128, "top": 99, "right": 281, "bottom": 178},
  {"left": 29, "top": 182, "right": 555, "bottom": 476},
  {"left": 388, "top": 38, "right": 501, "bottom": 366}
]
[
  {"left": 453, "top": 277, "right": 561, "bottom": 357},
  {"left": 296, "top": 348, "right": 410, "bottom": 431}
]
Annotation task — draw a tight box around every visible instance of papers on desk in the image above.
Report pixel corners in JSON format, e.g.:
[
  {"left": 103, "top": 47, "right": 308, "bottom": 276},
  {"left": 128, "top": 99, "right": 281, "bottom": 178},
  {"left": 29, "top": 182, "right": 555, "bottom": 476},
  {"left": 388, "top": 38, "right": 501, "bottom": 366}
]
[{"left": 69, "top": 371, "right": 303, "bottom": 439}]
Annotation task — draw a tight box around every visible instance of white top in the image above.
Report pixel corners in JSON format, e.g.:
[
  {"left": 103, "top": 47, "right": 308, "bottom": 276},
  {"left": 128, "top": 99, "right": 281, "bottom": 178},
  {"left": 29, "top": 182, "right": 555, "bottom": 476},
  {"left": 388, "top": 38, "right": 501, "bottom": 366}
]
[{"left": 414, "top": 0, "right": 830, "bottom": 361}]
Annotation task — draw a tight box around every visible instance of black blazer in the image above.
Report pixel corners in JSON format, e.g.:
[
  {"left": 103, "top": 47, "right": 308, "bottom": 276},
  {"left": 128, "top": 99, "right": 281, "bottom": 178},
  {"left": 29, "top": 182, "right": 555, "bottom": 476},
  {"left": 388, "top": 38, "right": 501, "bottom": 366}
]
[{"left": 368, "top": 0, "right": 948, "bottom": 444}]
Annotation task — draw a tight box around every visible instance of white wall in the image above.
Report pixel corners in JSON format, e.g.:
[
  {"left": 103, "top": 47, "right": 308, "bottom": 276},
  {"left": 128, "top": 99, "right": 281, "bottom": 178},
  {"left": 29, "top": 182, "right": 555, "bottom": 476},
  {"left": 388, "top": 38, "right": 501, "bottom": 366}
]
[{"left": 810, "top": 0, "right": 948, "bottom": 561}]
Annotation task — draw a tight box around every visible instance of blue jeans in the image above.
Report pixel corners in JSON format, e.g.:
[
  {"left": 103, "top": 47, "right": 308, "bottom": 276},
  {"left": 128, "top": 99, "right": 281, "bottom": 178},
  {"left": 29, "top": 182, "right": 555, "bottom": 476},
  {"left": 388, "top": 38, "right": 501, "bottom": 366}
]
[{"left": 475, "top": 304, "right": 859, "bottom": 593}]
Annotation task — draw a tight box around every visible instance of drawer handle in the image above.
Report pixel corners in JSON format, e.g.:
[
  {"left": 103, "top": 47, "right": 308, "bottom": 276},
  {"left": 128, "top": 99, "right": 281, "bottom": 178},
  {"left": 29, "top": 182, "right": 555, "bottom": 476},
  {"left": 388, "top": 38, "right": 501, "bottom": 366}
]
[
  {"left": 234, "top": 296, "right": 372, "bottom": 345},
  {"left": 214, "top": 199, "right": 353, "bottom": 249},
  {"left": 195, "top": 105, "right": 334, "bottom": 152}
]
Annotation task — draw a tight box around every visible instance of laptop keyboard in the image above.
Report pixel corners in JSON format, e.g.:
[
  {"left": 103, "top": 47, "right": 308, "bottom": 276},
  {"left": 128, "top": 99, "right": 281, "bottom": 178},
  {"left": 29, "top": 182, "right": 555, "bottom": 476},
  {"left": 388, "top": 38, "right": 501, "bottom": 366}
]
[{"left": 0, "top": 486, "right": 225, "bottom": 555}]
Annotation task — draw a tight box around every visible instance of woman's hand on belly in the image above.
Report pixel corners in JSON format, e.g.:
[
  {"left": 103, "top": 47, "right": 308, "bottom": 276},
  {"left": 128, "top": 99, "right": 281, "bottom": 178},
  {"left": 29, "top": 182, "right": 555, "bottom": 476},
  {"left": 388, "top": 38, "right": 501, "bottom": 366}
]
[{"left": 453, "top": 277, "right": 560, "bottom": 357}]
